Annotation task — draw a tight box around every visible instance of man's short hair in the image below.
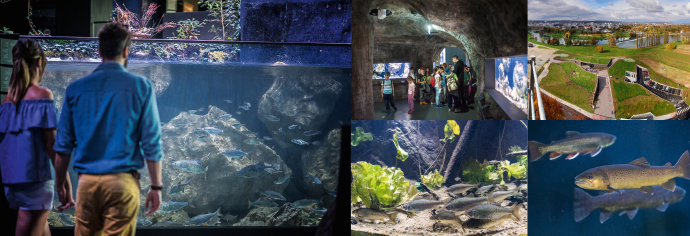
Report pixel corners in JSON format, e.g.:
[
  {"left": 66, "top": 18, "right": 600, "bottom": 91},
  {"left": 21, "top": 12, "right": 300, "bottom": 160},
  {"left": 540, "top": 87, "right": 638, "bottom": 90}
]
[
  {"left": 452, "top": 55, "right": 459, "bottom": 60},
  {"left": 98, "top": 22, "right": 132, "bottom": 60},
  {"left": 385, "top": 72, "right": 391, "bottom": 76}
]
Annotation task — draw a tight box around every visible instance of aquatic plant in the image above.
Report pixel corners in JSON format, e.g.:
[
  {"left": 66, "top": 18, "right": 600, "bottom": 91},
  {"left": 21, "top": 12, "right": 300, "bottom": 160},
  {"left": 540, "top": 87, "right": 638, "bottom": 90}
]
[
  {"left": 172, "top": 19, "right": 205, "bottom": 40},
  {"left": 441, "top": 120, "right": 460, "bottom": 143},
  {"left": 510, "top": 146, "right": 528, "bottom": 169},
  {"left": 199, "top": 0, "right": 241, "bottom": 41},
  {"left": 392, "top": 132, "right": 408, "bottom": 162},
  {"left": 350, "top": 127, "right": 372, "bottom": 146},
  {"left": 208, "top": 51, "right": 227, "bottom": 63},
  {"left": 420, "top": 169, "right": 444, "bottom": 189},
  {"left": 1, "top": 26, "right": 13, "bottom": 34},
  {"left": 113, "top": 2, "right": 176, "bottom": 38},
  {"left": 462, "top": 159, "right": 526, "bottom": 185},
  {"left": 351, "top": 161, "right": 418, "bottom": 209}
]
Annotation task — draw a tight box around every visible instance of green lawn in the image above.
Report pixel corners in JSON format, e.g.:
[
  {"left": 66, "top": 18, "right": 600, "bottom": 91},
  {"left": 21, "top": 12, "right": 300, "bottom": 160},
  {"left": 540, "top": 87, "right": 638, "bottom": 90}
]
[
  {"left": 636, "top": 47, "right": 690, "bottom": 73},
  {"left": 575, "top": 56, "right": 612, "bottom": 64},
  {"left": 608, "top": 60, "right": 676, "bottom": 118},
  {"left": 529, "top": 38, "right": 655, "bottom": 57},
  {"left": 539, "top": 62, "right": 596, "bottom": 112}
]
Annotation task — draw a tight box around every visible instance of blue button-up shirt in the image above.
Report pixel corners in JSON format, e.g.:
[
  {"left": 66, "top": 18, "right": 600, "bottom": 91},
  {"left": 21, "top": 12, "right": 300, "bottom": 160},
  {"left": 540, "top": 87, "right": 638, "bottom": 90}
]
[{"left": 54, "top": 62, "right": 163, "bottom": 174}]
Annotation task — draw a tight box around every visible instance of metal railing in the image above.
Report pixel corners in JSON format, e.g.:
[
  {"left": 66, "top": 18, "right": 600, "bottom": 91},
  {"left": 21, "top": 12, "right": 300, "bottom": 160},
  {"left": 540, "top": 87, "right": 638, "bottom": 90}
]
[{"left": 529, "top": 55, "right": 546, "bottom": 120}]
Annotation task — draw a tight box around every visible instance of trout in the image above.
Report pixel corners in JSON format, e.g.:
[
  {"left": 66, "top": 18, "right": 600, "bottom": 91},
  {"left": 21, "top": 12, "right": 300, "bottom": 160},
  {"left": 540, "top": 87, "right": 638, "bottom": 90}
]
[
  {"left": 466, "top": 203, "right": 523, "bottom": 220},
  {"left": 529, "top": 131, "right": 616, "bottom": 161},
  {"left": 575, "top": 151, "right": 690, "bottom": 194},
  {"left": 574, "top": 186, "right": 685, "bottom": 223}
]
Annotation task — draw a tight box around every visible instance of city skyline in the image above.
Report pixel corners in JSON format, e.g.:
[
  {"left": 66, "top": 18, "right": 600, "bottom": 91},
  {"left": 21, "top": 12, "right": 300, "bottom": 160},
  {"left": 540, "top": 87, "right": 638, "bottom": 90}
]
[{"left": 529, "top": 0, "right": 690, "bottom": 23}]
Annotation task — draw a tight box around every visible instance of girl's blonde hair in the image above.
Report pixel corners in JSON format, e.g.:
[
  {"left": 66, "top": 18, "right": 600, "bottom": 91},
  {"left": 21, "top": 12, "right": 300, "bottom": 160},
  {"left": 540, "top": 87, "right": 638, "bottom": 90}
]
[{"left": 9, "top": 38, "right": 46, "bottom": 107}]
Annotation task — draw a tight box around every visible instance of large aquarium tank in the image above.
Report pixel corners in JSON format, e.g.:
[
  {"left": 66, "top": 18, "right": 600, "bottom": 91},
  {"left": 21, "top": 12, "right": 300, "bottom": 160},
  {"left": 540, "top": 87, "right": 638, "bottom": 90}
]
[
  {"left": 29, "top": 36, "right": 351, "bottom": 229},
  {"left": 529, "top": 121, "right": 690, "bottom": 236},
  {"left": 350, "top": 120, "right": 528, "bottom": 235}
]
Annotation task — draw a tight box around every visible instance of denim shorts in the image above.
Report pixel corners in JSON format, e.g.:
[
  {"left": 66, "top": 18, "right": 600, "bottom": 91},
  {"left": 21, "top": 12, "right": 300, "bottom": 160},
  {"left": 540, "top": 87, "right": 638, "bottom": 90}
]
[{"left": 4, "top": 180, "right": 55, "bottom": 211}]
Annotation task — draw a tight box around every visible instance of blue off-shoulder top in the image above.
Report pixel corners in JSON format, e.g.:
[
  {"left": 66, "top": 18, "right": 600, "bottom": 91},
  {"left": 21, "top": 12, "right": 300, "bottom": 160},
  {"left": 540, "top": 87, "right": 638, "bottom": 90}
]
[{"left": 0, "top": 99, "right": 57, "bottom": 184}]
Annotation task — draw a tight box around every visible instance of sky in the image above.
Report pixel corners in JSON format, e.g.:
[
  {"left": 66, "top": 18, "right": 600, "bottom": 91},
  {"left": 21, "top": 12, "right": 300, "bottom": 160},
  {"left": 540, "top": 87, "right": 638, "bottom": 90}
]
[{"left": 529, "top": 0, "right": 690, "bottom": 22}]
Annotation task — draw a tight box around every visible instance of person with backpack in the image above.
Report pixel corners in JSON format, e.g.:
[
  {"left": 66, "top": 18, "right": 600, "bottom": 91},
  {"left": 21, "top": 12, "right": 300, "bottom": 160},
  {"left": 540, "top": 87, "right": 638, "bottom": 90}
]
[
  {"left": 444, "top": 66, "right": 456, "bottom": 111},
  {"left": 381, "top": 72, "right": 397, "bottom": 114}
]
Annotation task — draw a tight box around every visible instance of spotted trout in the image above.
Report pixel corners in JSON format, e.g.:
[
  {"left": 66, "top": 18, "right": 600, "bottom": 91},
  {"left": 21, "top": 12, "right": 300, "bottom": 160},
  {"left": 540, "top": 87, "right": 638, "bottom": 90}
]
[
  {"left": 575, "top": 151, "right": 690, "bottom": 194},
  {"left": 574, "top": 186, "right": 685, "bottom": 223},
  {"left": 529, "top": 131, "right": 616, "bottom": 161}
]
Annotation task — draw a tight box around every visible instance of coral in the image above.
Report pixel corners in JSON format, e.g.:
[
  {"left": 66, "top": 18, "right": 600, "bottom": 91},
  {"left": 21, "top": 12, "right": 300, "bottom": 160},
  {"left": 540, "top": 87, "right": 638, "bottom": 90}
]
[
  {"left": 421, "top": 169, "right": 444, "bottom": 189},
  {"left": 350, "top": 126, "right": 372, "bottom": 146},
  {"left": 392, "top": 132, "right": 408, "bottom": 162},
  {"left": 113, "top": 2, "right": 176, "bottom": 38},
  {"left": 350, "top": 161, "right": 418, "bottom": 209},
  {"left": 209, "top": 51, "right": 227, "bottom": 63}
]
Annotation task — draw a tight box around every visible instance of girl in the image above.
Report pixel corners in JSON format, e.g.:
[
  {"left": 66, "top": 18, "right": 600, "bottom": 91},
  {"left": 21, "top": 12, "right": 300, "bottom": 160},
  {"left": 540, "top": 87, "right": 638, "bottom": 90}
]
[
  {"left": 407, "top": 76, "right": 415, "bottom": 114},
  {"left": 434, "top": 67, "right": 443, "bottom": 108}
]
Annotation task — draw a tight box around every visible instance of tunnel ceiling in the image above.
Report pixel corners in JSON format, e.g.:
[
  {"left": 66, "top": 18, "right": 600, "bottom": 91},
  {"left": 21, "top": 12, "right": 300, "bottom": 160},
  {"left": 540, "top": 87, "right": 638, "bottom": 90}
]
[{"left": 369, "top": 0, "right": 527, "bottom": 67}]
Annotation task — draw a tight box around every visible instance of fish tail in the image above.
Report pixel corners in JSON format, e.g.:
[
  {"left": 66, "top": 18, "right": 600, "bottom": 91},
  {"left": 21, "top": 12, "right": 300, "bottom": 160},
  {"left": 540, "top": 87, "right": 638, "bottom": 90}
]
[
  {"left": 573, "top": 188, "right": 594, "bottom": 222},
  {"left": 528, "top": 141, "right": 546, "bottom": 161},
  {"left": 676, "top": 150, "right": 690, "bottom": 179},
  {"left": 512, "top": 203, "right": 523, "bottom": 220}
]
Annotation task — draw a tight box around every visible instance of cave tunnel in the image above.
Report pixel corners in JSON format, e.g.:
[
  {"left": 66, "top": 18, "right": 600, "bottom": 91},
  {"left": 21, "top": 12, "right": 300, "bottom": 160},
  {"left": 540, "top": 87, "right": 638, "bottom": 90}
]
[{"left": 352, "top": 0, "right": 527, "bottom": 120}]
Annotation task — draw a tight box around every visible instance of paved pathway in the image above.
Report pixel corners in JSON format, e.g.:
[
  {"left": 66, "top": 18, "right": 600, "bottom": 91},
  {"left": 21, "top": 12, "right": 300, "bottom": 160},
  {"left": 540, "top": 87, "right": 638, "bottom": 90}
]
[{"left": 594, "top": 70, "right": 615, "bottom": 119}]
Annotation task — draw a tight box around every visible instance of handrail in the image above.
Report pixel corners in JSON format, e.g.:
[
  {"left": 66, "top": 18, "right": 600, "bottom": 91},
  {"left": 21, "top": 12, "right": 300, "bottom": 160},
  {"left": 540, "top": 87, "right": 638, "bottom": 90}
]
[
  {"left": 530, "top": 56, "right": 546, "bottom": 120},
  {"left": 20, "top": 35, "right": 351, "bottom": 46}
]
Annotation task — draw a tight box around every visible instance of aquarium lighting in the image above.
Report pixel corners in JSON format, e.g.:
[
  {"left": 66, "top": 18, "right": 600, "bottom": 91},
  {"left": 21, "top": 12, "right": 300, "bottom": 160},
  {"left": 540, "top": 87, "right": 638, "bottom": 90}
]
[{"left": 427, "top": 25, "right": 431, "bottom": 34}]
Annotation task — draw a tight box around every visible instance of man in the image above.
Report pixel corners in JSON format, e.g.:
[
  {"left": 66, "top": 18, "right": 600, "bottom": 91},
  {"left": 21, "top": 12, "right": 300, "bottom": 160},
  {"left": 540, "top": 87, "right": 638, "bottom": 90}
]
[
  {"left": 381, "top": 72, "right": 397, "bottom": 114},
  {"left": 53, "top": 22, "right": 163, "bottom": 236},
  {"left": 452, "top": 55, "right": 471, "bottom": 112}
]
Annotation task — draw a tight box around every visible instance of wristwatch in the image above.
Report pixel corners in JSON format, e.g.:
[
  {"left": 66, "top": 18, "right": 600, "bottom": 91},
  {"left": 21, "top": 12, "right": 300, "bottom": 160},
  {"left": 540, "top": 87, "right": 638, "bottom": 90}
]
[{"left": 150, "top": 184, "right": 163, "bottom": 191}]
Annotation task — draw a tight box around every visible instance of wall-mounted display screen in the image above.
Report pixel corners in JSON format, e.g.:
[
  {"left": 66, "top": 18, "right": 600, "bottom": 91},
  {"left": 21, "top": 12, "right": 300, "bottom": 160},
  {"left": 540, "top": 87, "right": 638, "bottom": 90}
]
[
  {"left": 372, "top": 63, "right": 410, "bottom": 79},
  {"left": 494, "top": 55, "right": 528, "bottom": 115}
]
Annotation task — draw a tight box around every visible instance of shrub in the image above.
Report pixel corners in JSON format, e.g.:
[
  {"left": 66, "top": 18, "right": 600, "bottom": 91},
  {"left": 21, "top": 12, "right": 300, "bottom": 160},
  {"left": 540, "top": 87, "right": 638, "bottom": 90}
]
[
  {"left": 666, "top": 41, "right": 677, "bottom": 50},
  {"left": 595, "top": 45, "right": 604, "bottom": 53}
]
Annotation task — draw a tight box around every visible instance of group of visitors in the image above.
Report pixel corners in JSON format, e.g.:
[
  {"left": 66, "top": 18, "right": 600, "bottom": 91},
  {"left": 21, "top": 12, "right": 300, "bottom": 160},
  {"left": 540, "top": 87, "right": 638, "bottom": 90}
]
[{"left": 407, "top": 55, "right": 475, "bottom": 114}]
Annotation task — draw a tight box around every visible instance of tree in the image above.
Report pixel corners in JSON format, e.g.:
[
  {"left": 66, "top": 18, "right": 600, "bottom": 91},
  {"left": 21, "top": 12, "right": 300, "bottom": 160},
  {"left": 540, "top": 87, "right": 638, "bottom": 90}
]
[
  {"left": 666, "top": 41, "right": 676, "bottom": 50},
  {"left": 589, "top": 36, "right": 598, "bottom": 45},
  {"left": 595, "top": 45, "right": 604, "bottom": 53},
  {"left": 629, "top": 32, "right": 637, "bottom": 39},
  {"left": 199, "top": 0, "right": 241, "bottom": 41},
  {"left": 607, "top": 33, "right": 616, "bottom": 48},
  {"left": 565, "top": 38, "right": 572, "bottom": 46},
  {"left": 564, "top": 31, "right": 571, "bottom": 39}
]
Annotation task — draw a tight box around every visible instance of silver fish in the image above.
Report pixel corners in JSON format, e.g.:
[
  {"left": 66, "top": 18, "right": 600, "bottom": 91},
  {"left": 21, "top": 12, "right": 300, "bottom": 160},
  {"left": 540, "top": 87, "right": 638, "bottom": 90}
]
[
  {"left": 59, "top": 213, "right": 74, "bottom": 225},
  {"left": 292, "top": 139, "right": 309, "bottom": 145},
  {"left": 311, "top": 141, "right": 321, "bottom": 145},
  {"left": 447, "top": 183, "right": 479, "bottom": 195},
  {"left": 236, "top": 111, "right": 242, "bottom": 114},
  {"left": 188, "top": 110, "right": 197, "bottom": 114},
  {"left": 221, "top": 149, "right": 251, "bottom": 159},
  {"left": 303, "top": 130, "right": 321, "bottom": 136},
  {"left": 260, "top": 190, "right": 286, "bottom": 201},
  {"left": 167, "top": 178, "right": 192, "bottom": 195},
  {"left": 219, "top": 114, "right": 232, "bottom": 119},
  {"left": 466, "top": 203, "right": 523, "bottom": 220},
  {"left": 159, "top": 200, "right": 194, "bottom": 213},
  {"left": 186, "top": 208, "right": 222, "bottom": 226},
  {"left": 403, "top": 199, "right": 444, "bottom": 212},
  {"left": 289, "top": 124, "right": 301, "bottom": 129},
  {"left": 263, "top": 115, "right": 280, "bottom": 121},
  {"left": 244, "top": 138, "right": 262, "bottom": 145},
  {"left": 275, "top": 175, "right": 290, "bottom": 184},
  {"left": 305, "top": 174, "right": 321, "bottom": 184},
  {"left": 201, "top": 127, "right": 223, "bottom": 135},
  {"left": 290, "top": 199, "right": 319, "bottom": 209},
  {"left": 237, "top": 162, "right": 273, "bottom": 178},
  {"left": 224, "top": 99, "right": 232, "bottom": 103},
  {"left": 172, "top": 159, "right": 208, "bottom": 174},
  {"left": 263, "top": 136, "right": 272, "bottom": 140},
  {"left": 249, "top": 199, "right": 278, "bottom": 208}
]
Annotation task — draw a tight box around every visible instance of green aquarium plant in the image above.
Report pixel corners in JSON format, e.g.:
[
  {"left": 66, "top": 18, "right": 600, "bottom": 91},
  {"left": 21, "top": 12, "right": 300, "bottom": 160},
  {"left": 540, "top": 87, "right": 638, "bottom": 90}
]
[
  {"left": 392, "top": 132, "right": 409, "bottom": 162},
  {"left": 351, "top": 127, "right": 373, "bottom": 146},
  {"left": 351, "top": 161, "right": 418, "bottom": 209},
  {"left": 421, "top": 169, "right": 445, "bottom": 189},
  {"left": 461, "top": 158, "right": 527, "bottom": 185},
  {"left": 510, "top": 145, "right": 528, "bottom": 169},
  {"left": 441, "top": 120, "right": 461, "bottom": 143}
]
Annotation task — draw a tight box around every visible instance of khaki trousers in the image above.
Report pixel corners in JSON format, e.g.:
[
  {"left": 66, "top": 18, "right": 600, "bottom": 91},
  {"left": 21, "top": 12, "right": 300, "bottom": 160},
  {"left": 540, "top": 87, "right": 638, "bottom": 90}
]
[{"left": 75, "top": 173, "right": 140, "bottom": 236}]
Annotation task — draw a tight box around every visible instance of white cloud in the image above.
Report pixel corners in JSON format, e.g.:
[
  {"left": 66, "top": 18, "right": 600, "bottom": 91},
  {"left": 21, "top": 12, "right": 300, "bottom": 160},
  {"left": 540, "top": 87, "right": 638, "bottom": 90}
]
[
  {"left": 609, "top": 2, "right": 614, "bottom": 5},
  {"left": 626, "top": 0, "right": 664, "bottom": 12}
]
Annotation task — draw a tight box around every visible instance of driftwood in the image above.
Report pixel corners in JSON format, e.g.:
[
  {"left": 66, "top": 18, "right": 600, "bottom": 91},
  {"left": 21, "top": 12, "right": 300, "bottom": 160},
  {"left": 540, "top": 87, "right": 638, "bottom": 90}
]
[
  {"left": 443, "top": 121, "right": 477, "bottom": 184},
  {"left": 419, "top": 182, "right": 440, "bottom": 200}
]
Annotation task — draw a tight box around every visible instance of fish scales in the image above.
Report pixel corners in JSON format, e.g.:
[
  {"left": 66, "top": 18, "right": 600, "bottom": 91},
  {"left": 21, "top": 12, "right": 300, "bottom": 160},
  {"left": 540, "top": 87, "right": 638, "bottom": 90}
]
[{"left": 603, "top": 165, "right": 680, "bottom": 189}]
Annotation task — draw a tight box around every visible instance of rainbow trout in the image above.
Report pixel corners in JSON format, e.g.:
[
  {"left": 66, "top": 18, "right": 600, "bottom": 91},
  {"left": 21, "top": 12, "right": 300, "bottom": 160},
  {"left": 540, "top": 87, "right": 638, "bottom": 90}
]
[
  {"left": 574, "top": 186, "right": 685, "bottom": 223},
  {"left": 529, "top": 131, "right": 616, "bottom": 161},
  {"left": 575, "top": 151, "right": 690, "bottom": 194}
]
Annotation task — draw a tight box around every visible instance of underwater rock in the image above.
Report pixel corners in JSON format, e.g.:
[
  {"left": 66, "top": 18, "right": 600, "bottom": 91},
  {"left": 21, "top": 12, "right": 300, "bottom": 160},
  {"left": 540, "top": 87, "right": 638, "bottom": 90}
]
[
  {"left": 138, "top": 106, "right": 289, "bottom": 215},
  {"left": 151, "top": 209, "right": 190, "bottom": 225},
  {"left": 300, "top": 129, "right": 341, "bottom": 198},
  {"left": 266, "top": 203, "right": 320, "bottom": 227},
  {"left": 257, "top": 74, "right": 343, "bottom": 148}
]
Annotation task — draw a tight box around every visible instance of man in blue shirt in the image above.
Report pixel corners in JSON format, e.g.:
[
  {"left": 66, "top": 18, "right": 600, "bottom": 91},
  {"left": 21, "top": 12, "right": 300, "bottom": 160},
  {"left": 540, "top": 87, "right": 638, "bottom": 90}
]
[
  {"left": 381, "top": 72, "right": 397, "bottom": 114},
  {"left": 53, "top": 22, "right": 163, "bottom": 235}
]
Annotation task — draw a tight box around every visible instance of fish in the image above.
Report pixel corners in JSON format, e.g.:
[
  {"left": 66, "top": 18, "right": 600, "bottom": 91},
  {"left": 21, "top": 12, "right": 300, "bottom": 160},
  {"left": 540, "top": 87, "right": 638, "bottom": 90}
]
[
  {"left": 476, "top": 184, "right": 498, "bottom": 195},
  {"left": 305, "top": 174, "right": 322, "bottom": 184},
  {"left": 506, "top": 150, "right": 528, "bottom": 156},
  {"left": 196, "top": 135, "right": 209, "bottom": 142},
  {"left": 224, "top": 99, "right": 232, "bottom": 103},
  {"left": 159, "top": 200, "right": 195, "bottom": 213},
  {"left": 243, "top": 138, "right": 261, "bottom": 145},
  {"left": 278, "top": 128, "right": 284, "bottom": 133},
  {"left": 201, "top": 127, "right": 223, "bottom": 135},
  {"left": 263, "top": 136, "right": 272, "bottom": 140},
  {"left": 59, "top": 213, "right": 74, "bottom": 225},
  {"left": 275, "top": 175, "right": 290, "bottom": 184},
  {"left": 249, "top": 198, "right": 279, "bottom": 208},
  {"left": 197, "top": 107, "right": 204, "bottom": 112},
  {"left": 528, "top": 131, "right": 617, "bottom": 161},
  {"left": 152, "top": 221, "right": 185, "bottom": 227},
  {"left": 232, "top": 123, "right": 243, "bottom": 128},
  {"left": 574, "top": 186, "right": 686, "bottom": 223},
  {"left": 292, "top": 139, "right": 309, "bottom": 146},
  {"left": 462, "top": 214, "right": 517, "bottom": 230},
  {"left": 489, "top": 188, "right": 521, "bottom": 202},
  {"left": 172, "top": 159, "right": 208, "bottom": 175},
  {"left": 328, "top": 190, "right": 337, "bottom": 197},
  {"left": 186, "top": 208, "right": 222, "bottom": 226},
  {"left": 430, "top": 212, "right": 464, "bottom": 233},
  {"left": 221, "top": 149, "right": 252, "bottom": 159},
  {"left": 136, "top": 216, "right": 152, "bottom": 226},
  {"left": 167, "top": 178, "right": 192, "bottom": 195},
  {"left": 290, "top": 199, "right": 319, "bottom": 208},
  {"left": 237, "top": 162, "right": 273, "bottom": 178},
  {"left": 447, "top": 183, "right": 479, "bottom": 195},
  {"left": 265, "top": 168, "right": 282, "bottom": 174},
  {"left": 236, "top": 111, "right": 241, "bottom": 114},
  {"left": 444, "top": 194, "right": 495, "bottom": 212},
  {"left": 238, "top": 105, "right": 249, "bottom": 110},
  {"left": 289, "top": 124, "right": 301, "bottom": 129},
  {"left": 574, "top": 151, "right": 690, "bottom": 194},
  {"left": 303, "top": 130, "right": 321, "bottom": 136},
  {"left": 260, "top": 190, "right": 286, "bottom": 201},
  {"left": 314, "top": 209, "right": 327, "bottom": 216},
  {"left": 219, "top": 114, "right": 232, "bottom": 119},
  {"left": 466, "top": 203, "right": 523, "bottom": 220},
  {"left": 244, "top": 102, "right": 251, "bottom": 108},
  {"left": 403, "top": 199, "right": 445, "bottom": 212},
  {"left": 352, "top": 208, "right": 410, "bottom": 223},
  {"left": 263, "top": 115, "right": 280, "bottom": 121}
]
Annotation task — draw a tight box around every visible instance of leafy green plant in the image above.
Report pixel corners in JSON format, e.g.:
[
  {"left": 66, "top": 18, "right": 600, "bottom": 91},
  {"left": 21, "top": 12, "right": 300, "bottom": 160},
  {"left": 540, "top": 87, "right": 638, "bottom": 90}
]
[
  {"left": 462, "top": 159, "right": 526, "bottom": 185},
  {"left": 421, "top": 169, "right": 445, "bottom": 189},
  {"left": 351, "top": 127, "right": 373, "bottom": 146},
  {"left": 0, "top": 27, "right": 13, "bottom": 34},
  {"left": 351, "top": 161, "right": 418, "bottom": 209},
  {"left": 199, "top": 0, "right": 241, "bottom": 41},
  {"left": 510, "top": 146, "right": 528, "bottom": 169},
  {"left": 441, "top": 120, "right": 461, "bottom": 143},
  {"left": 171, "top": 19, "right": 206, "bottom": 40},
  {"left": 392, "top": 132, "right": 408, "bottom": 162}
]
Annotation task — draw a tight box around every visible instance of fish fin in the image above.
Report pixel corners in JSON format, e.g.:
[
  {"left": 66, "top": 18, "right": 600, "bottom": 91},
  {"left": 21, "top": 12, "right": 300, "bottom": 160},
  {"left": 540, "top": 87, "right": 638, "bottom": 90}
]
[
  {"left": 661, "top": 179, "right": 676, "bottom": 191},
  {"left": 217, "top": 208, "right": 223, "bottom": 217},
  {"left": 574, "top": 188, "right": 594, "bottom": 222},
  {"left": 599, "top": 211, "right": 613, "bottom": 224},
  {"left": 665, "top": 162, "right": 672, "bottom": 167},
  {"left": 590, "top": 147, "right": 603, "bottom": 157},
  {"left": 657, "top": 202, "right": 669, "bottom": 212},
  {"left": 195, "top": 159, "right": 201, "bottom": 165},
  {"left": 603, "top": 189, "right": 613, "bottom": 194},
  {"left": 675, "top": 150, "right": 690, "bottom": 179},
  {"left": 549, "top": 153, "right": 563, "bottom": 160},
  {"left": 512, "top": 203, "right": 523, "bottom": 220},
  {"left": 566, "top": 153, "right": 580, "bottom": 160},
  {"left": 639, "top": 186, "right": 654, "bottom": 194},
  {"left": 629, "top": 157, "right": 650, "bottom": 167},
  {"left": 189, "top": 201, "right": 196, "bottom": 208},
  {"left": 626, "top": 208, "right": 638, "bottom": 220},
  {"left": 528, "top": 141, "right": 546, "bottom": 161},
  {"left": 565, "top": 131, "right": 580, "bottom": 138}
]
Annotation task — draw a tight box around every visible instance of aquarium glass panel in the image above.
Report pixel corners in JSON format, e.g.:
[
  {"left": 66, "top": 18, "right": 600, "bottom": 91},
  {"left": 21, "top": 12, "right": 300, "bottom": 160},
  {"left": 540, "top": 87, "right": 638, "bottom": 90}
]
[
  {"left": 373, "top": 63, "right": 410, "bottom": 79},
  {"left": 494, "top": 55, "right": 528, "bottom": 115}
]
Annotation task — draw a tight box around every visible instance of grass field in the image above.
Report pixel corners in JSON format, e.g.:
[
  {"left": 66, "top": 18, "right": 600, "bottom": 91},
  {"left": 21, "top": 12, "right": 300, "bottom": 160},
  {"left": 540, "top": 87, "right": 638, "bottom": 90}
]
[
  {"left": 608, "top": 60, "right": 676, "bottom": 118},
  {"left": 555, "top": 51, "right": 612, "bottom": 64},
  {"left": 539, "top": 62, "right": 596, "bottom": 112}
]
